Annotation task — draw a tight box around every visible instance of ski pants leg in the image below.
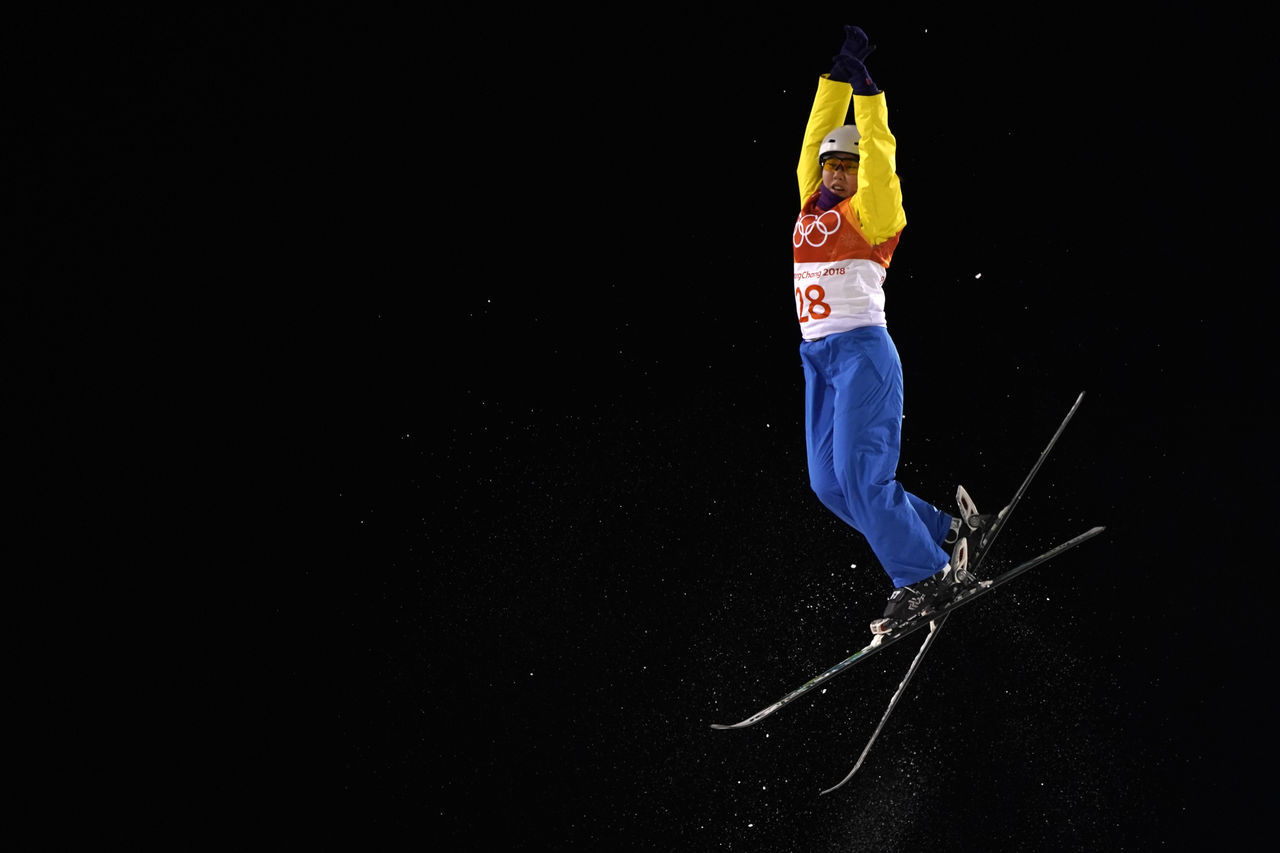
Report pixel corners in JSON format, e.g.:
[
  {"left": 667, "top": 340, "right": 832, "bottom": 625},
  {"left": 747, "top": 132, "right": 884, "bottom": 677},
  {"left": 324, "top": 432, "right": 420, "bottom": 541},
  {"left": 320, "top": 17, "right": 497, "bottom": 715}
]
[{"left": 800, "top": 326, "right": 952, "bottom": 588}]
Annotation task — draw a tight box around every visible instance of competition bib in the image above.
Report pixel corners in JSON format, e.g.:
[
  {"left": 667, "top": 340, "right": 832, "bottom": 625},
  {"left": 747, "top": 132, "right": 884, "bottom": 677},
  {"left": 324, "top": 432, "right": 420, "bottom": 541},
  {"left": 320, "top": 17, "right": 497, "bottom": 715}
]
[{"left": 792, "top": 203, "right": 896, "bottom": 340}]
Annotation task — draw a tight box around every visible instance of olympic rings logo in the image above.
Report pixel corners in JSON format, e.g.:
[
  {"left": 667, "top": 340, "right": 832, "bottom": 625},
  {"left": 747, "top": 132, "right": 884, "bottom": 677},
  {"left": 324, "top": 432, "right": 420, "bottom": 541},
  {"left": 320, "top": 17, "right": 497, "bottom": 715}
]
[{"left": 793, "top": 209, "right": 842, "bottom": 248}]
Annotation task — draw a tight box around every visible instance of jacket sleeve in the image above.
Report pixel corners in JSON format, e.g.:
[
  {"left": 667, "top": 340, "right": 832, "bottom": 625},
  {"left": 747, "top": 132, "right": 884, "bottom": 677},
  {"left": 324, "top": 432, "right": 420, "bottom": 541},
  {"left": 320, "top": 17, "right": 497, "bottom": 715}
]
[
  {"left": 851, "top": 92, "right": 906, "bottom": 245},
  {"left": 796, "top": 75, "right": 851, "bottom": 205}
]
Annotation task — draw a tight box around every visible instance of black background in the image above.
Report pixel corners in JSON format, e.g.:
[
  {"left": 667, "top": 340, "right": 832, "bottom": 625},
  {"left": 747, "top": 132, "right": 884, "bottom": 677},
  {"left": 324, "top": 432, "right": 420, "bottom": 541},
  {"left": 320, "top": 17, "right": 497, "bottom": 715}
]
[{"left": 24, "top": 10, "right": 1274, "bottom": 850}]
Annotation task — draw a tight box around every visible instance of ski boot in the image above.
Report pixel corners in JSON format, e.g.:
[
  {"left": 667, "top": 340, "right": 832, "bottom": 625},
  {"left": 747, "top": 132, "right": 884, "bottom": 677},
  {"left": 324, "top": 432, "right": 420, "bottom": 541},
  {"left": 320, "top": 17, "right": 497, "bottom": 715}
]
[{"left": 869, "top": 536, "right": 974, "bottom": 636}]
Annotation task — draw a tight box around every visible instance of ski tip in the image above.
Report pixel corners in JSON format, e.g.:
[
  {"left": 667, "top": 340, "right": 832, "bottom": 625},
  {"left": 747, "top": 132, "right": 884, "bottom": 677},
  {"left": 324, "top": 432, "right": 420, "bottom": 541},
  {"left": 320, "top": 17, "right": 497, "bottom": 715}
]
[
  {"left": 710, "top": 721, "right": 749, "bottom": 731},
  {"left": 820, "top": 768, "right": 859, "bottom": 795}
]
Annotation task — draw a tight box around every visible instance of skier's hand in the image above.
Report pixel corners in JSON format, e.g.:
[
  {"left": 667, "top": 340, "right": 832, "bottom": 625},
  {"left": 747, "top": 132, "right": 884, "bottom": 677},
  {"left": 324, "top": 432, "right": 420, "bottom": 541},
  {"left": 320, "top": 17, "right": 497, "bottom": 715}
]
[
  {"left": 831, "top": 52, "right": 868, "bottom": 83},
  {"left": 837, "top": 25, "right": 876, "bottom": 63},
  {"left": 830, "top": 25, "right": 879, "bottom": 95}
]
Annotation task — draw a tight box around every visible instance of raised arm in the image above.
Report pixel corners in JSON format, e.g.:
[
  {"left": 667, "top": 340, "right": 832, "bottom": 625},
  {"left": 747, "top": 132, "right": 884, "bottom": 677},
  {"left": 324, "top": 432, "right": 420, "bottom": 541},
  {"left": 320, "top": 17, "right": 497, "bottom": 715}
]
[
  {"left": 795, "top": 26, "right": 905, "bottom": 244},
  {"left": 850, "top": 92, "right": 906, "bottom": 245},
  {"left": 797, "top": 76, "right": 852, "bottom": 205}
]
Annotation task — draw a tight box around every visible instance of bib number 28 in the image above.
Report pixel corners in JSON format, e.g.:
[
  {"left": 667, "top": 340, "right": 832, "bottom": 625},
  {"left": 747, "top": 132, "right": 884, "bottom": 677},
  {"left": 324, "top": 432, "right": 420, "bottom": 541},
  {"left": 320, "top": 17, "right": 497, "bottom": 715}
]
[{"left": 796, "top": 284, "right": 831, "bottom": 323}]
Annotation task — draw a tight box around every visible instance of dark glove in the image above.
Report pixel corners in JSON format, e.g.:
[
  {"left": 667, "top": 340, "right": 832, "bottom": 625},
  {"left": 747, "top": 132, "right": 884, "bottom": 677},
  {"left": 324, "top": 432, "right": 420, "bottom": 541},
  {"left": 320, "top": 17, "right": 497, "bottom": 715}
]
[{"left": 829, "top": 25, "right": 880, "bottom": 95}]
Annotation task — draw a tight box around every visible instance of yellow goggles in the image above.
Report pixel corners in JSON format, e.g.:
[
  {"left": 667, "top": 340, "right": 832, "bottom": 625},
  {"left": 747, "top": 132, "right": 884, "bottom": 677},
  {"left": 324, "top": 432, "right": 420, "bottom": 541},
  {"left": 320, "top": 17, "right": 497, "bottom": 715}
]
[{"left": 821, "top": 157, "right": 859, "bottom": 173}]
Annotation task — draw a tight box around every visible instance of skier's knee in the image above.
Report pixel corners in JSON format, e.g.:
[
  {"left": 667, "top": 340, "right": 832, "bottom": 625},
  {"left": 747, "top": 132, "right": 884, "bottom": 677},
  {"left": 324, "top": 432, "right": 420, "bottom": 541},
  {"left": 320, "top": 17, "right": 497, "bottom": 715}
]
[{"left": 809, "top": 482, "right": 847, "bottom": 517}]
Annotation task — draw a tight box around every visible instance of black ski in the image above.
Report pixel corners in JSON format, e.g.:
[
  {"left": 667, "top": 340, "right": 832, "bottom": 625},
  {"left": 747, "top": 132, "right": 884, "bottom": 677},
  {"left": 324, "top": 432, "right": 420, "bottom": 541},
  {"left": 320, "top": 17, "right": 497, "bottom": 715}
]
[
  {"left": 709, "top": 525, "right": 1103, "bottom": 731},
  {"left": 821, "top": 613, "right": 946, "bottom": 794},
  {"left": 816, "top": 391, "right": 1094, "bottom": 792}
]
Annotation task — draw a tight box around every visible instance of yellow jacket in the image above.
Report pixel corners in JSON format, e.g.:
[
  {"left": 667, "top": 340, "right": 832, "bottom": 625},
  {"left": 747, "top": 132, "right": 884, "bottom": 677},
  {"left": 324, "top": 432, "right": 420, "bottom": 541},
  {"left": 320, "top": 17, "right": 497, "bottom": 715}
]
[{"left": 796, "top": 75, "right": 906, "bottom": 247}]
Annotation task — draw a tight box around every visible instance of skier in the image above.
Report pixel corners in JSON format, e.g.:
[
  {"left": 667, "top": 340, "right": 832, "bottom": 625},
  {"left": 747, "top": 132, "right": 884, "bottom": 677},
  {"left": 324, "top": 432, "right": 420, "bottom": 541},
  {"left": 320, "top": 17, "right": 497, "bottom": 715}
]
[{"left": 793, "top": 26, "right": 988, "bottom": 635}]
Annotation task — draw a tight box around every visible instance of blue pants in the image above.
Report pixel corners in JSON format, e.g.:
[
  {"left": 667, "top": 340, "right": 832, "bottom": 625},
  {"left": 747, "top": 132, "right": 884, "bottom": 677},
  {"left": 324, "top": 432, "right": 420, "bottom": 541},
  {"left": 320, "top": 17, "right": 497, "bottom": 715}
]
[{"left": 800, "top": 326, "right": 952, "bottom": 587}]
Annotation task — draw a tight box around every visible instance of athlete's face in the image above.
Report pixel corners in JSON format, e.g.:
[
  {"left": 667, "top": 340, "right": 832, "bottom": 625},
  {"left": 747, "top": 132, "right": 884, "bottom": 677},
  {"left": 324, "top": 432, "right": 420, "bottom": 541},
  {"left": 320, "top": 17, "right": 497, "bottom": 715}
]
[{"left": 821, "top": 155, "right": 858, "bottom": 198}]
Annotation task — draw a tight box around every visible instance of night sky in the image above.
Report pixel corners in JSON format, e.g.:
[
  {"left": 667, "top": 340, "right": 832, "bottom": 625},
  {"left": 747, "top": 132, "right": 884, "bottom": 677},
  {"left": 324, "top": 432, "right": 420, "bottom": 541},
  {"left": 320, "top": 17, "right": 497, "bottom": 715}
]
[{"left": 29, "top": 11, "right": 1273, "bottom": 849}]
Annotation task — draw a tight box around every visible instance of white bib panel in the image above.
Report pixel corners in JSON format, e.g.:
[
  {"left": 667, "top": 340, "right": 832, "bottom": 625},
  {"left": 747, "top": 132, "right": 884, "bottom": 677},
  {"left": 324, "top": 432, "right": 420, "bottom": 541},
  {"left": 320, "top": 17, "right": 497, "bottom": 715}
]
[{"left": 793, "top": 258, "right": 886, "bottom": 340}]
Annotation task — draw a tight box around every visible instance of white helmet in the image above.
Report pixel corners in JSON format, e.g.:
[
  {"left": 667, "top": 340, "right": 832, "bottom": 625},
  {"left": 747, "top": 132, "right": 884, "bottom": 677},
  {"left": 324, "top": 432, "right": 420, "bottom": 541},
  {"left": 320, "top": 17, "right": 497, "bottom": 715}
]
[{"left": 819, "top": 125, "right": 861, "bottom": 160}]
